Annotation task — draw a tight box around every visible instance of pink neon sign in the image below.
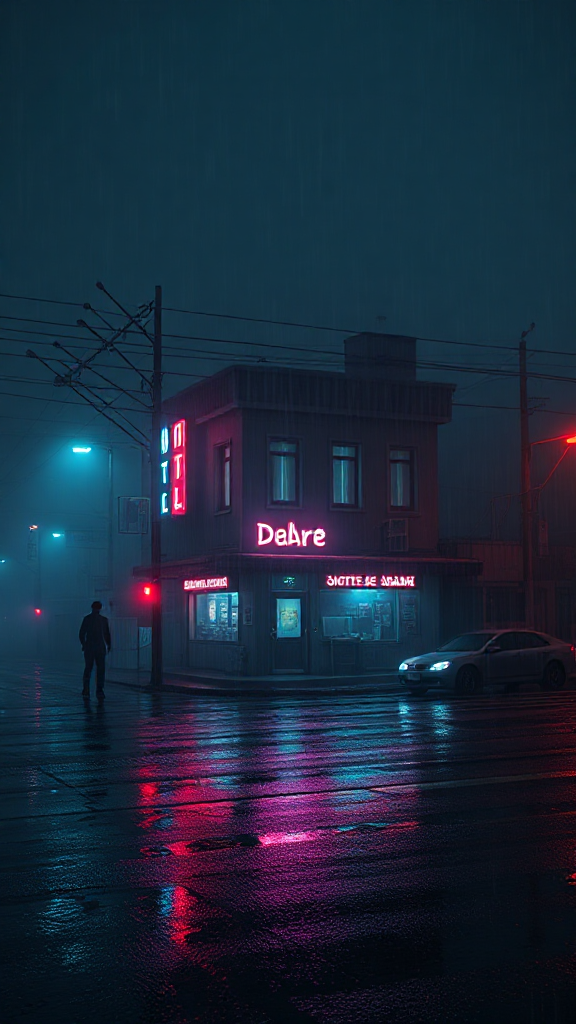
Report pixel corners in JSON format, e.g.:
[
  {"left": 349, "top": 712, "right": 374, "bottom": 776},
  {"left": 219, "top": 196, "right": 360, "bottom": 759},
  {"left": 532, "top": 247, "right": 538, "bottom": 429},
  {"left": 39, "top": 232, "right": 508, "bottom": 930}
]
[
  {"left": 326, "top": 574, "right": 416, "bottom": 588},
  {"left": 171, "top": 419, "right": 186, "bottom": 515},
  {"left": 183, "top": 576, "right": 228, "bottom": 591},
  {"left": 257, "top": 521, "right": 326, "bottom": 548}
]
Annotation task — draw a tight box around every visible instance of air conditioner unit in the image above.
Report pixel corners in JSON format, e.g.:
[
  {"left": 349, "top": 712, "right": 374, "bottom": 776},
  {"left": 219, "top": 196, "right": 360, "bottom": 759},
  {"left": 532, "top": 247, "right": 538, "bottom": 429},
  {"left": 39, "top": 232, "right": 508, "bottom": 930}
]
[{"left": 383, "top": 518, "right": 409, "bottom": 553}]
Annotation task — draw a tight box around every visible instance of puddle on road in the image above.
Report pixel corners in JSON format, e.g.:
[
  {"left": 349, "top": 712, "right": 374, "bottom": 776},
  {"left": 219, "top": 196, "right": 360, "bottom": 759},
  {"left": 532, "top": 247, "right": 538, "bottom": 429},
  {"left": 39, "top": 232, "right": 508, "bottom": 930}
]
[{"left": 140, "top": 819, "right": 418, "bottom": 858}]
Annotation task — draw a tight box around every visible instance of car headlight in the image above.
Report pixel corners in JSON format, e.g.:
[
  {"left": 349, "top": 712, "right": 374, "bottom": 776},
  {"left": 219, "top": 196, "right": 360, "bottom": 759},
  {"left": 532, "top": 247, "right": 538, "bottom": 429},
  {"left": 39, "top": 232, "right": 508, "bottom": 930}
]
[
  {"left": 399, "top": 662, "right": 409, "bottom": 671},
  {"left": 429, "top": 661, "right": 451, "bottom": 672}
]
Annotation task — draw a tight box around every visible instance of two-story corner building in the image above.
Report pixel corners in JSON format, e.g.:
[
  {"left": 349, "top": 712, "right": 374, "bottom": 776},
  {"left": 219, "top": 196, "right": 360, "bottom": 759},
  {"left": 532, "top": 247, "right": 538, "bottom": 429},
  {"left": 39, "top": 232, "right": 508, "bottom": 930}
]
[{"left": 141, "top": 333, "right": 480, "bottom": 678}]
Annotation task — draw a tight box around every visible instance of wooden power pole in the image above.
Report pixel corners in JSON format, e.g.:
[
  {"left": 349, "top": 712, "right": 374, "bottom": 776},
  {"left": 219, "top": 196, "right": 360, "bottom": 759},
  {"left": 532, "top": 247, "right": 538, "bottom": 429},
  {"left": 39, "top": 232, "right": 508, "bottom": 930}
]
[{"left": 150, "top": 285, "right": 163, "bottom": 687}]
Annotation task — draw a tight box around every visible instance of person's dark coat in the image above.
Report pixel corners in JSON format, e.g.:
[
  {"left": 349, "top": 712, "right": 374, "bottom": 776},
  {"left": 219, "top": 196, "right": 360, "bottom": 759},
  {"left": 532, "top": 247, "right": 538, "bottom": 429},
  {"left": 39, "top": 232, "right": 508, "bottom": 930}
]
[{"left": 79, "top": 611, "right": 111, "bottom": 653}]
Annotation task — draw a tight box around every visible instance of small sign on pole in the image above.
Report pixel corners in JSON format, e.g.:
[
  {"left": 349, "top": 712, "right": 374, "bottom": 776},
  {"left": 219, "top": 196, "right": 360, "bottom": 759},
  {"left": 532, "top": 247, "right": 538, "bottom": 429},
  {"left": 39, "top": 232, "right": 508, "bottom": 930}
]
[{"left": 118, "top": 497, "right": 150, "bottom": 534}]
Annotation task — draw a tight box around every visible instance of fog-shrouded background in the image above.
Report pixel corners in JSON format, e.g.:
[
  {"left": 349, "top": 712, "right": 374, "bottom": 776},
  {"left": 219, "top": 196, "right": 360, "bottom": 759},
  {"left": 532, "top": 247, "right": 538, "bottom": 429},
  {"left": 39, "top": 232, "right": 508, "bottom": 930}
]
[{"left": 1, "top": 0, "right": 575, "bottom": 651}]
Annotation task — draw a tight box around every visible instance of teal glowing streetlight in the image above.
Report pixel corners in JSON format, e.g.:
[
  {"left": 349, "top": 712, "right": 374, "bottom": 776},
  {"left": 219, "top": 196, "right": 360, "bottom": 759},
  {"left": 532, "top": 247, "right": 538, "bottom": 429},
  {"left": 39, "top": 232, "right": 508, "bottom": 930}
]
[{"left": 72, "top": 444, "right": 113, "bottom": 597}]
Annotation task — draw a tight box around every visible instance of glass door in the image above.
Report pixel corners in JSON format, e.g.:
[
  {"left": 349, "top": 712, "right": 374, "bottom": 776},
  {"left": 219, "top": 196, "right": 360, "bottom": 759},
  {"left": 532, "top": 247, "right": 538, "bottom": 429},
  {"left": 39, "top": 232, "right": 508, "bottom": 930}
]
[{"left": 271, "top": 594, "right": 308, "bottom": 673}]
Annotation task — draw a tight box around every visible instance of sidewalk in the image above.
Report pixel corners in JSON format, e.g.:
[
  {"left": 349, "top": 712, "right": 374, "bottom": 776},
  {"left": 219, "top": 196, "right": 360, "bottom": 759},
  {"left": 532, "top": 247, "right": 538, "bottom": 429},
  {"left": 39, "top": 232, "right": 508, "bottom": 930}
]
[{"left": 107, "top": 664, "right": 403, "bottom": 696}]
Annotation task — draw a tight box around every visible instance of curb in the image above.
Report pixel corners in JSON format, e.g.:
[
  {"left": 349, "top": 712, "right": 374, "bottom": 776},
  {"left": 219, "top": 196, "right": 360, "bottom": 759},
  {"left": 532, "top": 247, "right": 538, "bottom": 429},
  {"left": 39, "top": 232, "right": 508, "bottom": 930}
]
[{"left": 107, "top": 675, "right": 404, "bottom": 698}]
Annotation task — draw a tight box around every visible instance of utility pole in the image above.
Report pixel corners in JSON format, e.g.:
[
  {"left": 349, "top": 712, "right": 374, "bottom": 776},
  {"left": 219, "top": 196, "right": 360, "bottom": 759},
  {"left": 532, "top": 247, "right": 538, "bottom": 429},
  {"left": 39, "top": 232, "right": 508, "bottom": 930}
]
[
  {"left": 150, "top": 285, "right": 163, "bottom": 687},
  {"left": 107, "top": 447, "right": 114, "bottom": 605},
  {"left": 520, "top": 324, "right": 535, "bottom": 627},
  {"left": 27, "top": 280, "right": 161, "bottom": 686}
]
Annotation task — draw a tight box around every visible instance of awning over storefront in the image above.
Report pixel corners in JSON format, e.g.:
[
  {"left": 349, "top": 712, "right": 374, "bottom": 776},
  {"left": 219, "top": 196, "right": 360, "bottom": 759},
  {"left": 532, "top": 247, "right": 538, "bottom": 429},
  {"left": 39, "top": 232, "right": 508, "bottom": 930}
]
[{"left": 134, "top": 551, "right": 483, "bottom": 580}]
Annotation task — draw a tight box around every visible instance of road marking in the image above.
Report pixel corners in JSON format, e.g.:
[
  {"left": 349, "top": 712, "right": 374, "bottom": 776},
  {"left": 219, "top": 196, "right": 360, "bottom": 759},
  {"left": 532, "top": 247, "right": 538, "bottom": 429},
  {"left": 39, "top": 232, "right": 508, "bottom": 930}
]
[{"left": 372, "top": 769, "right": 576, "bottom": 792}]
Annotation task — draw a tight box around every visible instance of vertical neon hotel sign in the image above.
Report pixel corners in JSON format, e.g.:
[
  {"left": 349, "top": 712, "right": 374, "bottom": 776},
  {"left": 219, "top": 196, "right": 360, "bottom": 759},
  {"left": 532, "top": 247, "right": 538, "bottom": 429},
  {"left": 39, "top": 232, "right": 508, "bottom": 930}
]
[{"left": 160, "top": 419, "right": 187, "bottom": 516}]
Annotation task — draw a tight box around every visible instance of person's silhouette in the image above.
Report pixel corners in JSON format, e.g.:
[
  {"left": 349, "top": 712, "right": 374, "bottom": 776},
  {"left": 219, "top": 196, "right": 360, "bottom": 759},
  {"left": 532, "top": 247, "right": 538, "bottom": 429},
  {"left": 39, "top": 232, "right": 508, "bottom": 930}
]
[{"left": 79, "top": 601, "right": 111, "bottom": 699}]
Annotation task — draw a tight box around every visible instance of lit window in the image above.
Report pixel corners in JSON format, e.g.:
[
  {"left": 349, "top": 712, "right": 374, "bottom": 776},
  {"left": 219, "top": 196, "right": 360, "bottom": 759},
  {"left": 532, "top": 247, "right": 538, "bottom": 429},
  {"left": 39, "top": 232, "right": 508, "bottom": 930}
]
[
  {"left": 215, "top": 442, "right": 231, "bottom": 511},
  {"left": 269, "top": 439, "right": 299, "bottom": 505},
  {"left": 192, "top": 592, "right": 238, "bottom": 642},
  {"left": 332, "top": 444, "right": 360, "bottom": 507},
  {"left": 319, "top": 589, "right": 399, "bottom": 641},
  {"left": 389, "top": 449, "right": 415, "bottom": 510}
]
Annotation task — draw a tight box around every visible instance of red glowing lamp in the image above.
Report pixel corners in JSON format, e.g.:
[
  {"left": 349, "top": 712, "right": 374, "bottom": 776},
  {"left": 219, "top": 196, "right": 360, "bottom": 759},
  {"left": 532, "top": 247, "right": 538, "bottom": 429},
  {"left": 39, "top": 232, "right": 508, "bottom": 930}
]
[
  {"left": 34, "top": 608, "right": 42, "bottom": 616},
  {"left": 532, "top": 433, "right": 576, "bottom": 447}
]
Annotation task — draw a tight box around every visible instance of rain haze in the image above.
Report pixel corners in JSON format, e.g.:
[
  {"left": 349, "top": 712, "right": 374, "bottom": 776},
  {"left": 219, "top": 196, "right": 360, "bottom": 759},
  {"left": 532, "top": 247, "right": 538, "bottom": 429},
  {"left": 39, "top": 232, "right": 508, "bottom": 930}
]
[
  {"left": 0, "top": 0, "right": 574, "bottom": 641},
  {"left": 3, "top": 5, "right": 576, "bottom": 1023}
]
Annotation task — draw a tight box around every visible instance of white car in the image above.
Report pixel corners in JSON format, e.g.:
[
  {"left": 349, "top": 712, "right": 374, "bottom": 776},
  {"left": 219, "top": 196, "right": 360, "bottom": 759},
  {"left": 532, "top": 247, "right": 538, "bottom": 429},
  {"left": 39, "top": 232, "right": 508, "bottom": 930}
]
[{"left": 399, "top": 629, "right": 576, "bottom": 696}]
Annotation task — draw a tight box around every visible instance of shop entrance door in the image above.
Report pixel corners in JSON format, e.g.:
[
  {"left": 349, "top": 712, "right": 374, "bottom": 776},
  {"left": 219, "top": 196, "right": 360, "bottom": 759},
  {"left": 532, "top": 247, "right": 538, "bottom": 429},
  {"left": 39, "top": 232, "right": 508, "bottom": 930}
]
[{"left": 271, "top": 593, "right": 308, "bottom": 673}]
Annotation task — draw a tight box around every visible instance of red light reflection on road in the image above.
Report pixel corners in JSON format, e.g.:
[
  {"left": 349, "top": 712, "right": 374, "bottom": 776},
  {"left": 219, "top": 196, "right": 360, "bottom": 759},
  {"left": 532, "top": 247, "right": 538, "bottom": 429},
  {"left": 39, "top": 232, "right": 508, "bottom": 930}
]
[
  {"left": 259, "top": 831, "right": 315, "bottom": 846},
  {"left": 139, "top": 780, "right": 159, "bottom": 803},
  {"left": 160, "top": 885, "right": 200, "bottom": 945}
]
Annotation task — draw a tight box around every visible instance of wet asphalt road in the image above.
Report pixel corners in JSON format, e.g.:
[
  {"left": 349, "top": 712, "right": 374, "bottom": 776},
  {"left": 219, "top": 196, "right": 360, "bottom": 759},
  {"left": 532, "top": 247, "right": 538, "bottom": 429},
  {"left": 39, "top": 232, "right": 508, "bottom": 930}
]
[{"left": 2, "top": 666, "right": 576, "bottom": 1024}]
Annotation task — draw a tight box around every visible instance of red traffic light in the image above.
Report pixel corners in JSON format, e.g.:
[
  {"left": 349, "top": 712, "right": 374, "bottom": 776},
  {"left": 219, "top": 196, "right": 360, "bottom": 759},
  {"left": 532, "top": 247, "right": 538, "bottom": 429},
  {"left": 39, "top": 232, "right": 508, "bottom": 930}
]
[
  {"left": 34, "top": 608, "right": 42, "bottom": 616},
  {"left": 142, "top": 584, "right": 153, "bottom": 599}
]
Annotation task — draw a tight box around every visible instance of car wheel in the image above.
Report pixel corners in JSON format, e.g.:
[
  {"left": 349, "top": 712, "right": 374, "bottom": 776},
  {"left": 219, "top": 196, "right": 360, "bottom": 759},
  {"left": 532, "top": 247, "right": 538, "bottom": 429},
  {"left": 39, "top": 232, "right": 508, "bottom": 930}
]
[
  {"left": 541, "top": 661, "right": 566, "bottom": 691},
  {"left": 455, "top": 665, "right": 482, "bottom": 697}
]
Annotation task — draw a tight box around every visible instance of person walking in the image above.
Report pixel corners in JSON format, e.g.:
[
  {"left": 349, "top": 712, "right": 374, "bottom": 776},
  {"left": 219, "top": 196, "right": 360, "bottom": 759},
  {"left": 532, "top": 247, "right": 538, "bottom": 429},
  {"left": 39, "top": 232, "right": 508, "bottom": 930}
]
[{"left": 79, "top": 601, "right": 111, "bottom": 699}]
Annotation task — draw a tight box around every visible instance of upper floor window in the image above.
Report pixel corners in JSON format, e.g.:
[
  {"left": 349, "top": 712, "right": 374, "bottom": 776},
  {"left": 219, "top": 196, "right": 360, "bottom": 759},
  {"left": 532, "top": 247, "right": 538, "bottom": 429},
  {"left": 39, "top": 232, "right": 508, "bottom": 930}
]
[
  {"left": 215, "top": 442, "right": 231, "bottom": 511},
  {"left": 389, "top": 448, "right": 415, "bottom": 510},
  {"left": 332, "top": 443, "right": 360, "bottom": 507},
  {"left": 269, "top": 439, "right": 299, "bottom": 505}
]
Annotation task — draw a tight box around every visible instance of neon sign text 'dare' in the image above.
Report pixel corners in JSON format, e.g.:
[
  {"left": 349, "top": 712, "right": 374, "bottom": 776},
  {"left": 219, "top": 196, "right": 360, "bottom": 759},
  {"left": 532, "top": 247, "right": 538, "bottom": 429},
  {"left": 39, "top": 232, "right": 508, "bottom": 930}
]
[{"left": 257, "top": 522, "right": 326, "bottom": 548}]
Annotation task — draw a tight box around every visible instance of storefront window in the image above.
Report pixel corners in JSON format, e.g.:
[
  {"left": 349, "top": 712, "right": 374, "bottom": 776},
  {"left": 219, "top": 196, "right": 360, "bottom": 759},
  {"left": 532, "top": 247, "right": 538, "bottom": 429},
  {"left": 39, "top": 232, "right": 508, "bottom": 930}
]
[
  {"left": 319, "top": 589, "right": 398, "bottom": 641},
  {"left": 193, "top": 592, "right": 239, "bottom": 641},
  {"left": 276, "top": 597, "right": 302, "bottom": 638}
]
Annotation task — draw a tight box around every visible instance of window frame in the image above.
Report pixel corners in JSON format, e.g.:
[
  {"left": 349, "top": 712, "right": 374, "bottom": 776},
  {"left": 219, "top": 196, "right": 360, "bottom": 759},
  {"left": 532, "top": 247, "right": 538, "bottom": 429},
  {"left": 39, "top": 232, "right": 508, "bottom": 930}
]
[
  {"left": 330, "top": 441, "right": 362, "bottom": 509},
  {"left": 388, "top": 446, "right": 417, "bottom": 512},
  {"left": 191, "top": 590, "right": 239, "bottom": 642},
  {"left": 267, "top": 436, "right": 301, "bottom": 507},
  {"left": 214, "top": 440, "right": 232, "bottom": 513}
]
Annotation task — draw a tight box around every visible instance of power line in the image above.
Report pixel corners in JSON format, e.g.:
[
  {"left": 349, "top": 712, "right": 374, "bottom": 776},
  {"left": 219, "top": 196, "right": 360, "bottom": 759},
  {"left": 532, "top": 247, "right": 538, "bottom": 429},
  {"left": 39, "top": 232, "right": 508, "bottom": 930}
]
[
  {"left": 6, "top": 331, "right": 576, "bottom": 388},
  {"left": 0, "top": 372, "right": 148, "bottom": 393},
  {"left": 0, "top": 388, "right": 151, "bottom": 411},
  {"left": 1, "top": 309, "right": 516, "bottom": 356},
  {"left": 0, "top": 291, "right": 126, "bottom": 314},
  {"left": 3, "top": 288, "right": 574, "bottom": 358},
  {"left": 5, "top": 345, "right": 576, "bottom": 394}
]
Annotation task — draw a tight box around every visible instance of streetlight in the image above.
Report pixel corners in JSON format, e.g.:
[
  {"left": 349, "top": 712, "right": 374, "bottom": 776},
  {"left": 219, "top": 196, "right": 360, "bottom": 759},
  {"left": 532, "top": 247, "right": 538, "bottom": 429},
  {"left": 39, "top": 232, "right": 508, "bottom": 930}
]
[
  {"left": 524, "top": 433, "right": 576, "bottom": 627},
  {"left": 27, "top": 525, "right": 64, "bottom": 655},
  {"left": 71, "top": 445, "right": 114, "bottom": 601}
]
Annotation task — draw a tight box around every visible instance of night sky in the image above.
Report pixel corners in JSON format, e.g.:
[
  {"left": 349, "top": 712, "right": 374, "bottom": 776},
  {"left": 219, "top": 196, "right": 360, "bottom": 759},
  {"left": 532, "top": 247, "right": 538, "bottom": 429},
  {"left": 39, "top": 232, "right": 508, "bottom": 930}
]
[{"left": 1, "top": 1, "right": 575, "bottom": 552}]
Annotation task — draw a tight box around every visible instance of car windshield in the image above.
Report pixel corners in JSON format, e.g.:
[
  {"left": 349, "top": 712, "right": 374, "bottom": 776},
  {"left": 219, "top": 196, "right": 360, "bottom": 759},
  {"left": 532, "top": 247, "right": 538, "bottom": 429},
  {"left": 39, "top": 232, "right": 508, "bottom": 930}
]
[{"left": 438, "top": 632, "right": 496, "bottom": 652}]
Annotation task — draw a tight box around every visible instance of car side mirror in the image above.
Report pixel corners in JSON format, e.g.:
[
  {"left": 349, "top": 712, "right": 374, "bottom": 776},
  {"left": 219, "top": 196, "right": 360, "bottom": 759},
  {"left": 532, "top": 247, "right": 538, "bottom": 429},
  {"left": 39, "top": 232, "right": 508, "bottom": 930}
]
[{"left": 486, "top": 644, "right": 501, "bottom": 653}]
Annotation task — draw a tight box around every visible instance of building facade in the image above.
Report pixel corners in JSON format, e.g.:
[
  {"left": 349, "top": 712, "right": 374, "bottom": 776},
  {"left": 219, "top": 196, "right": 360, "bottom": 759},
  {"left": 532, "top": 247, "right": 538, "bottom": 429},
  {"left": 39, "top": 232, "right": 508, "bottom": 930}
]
[
  {"left": 439, "top": 538, "right": 576, "bottom": 642},
  {"left": 140, "top": 334, "right": 480, "bottom": 677}
]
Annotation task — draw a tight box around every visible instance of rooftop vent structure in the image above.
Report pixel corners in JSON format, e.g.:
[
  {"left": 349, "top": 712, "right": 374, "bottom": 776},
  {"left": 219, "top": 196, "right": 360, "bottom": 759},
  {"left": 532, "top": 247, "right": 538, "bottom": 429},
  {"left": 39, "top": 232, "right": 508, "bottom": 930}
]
[{"left": 344, "top": 332, "right": 417, "bottom": 382}]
